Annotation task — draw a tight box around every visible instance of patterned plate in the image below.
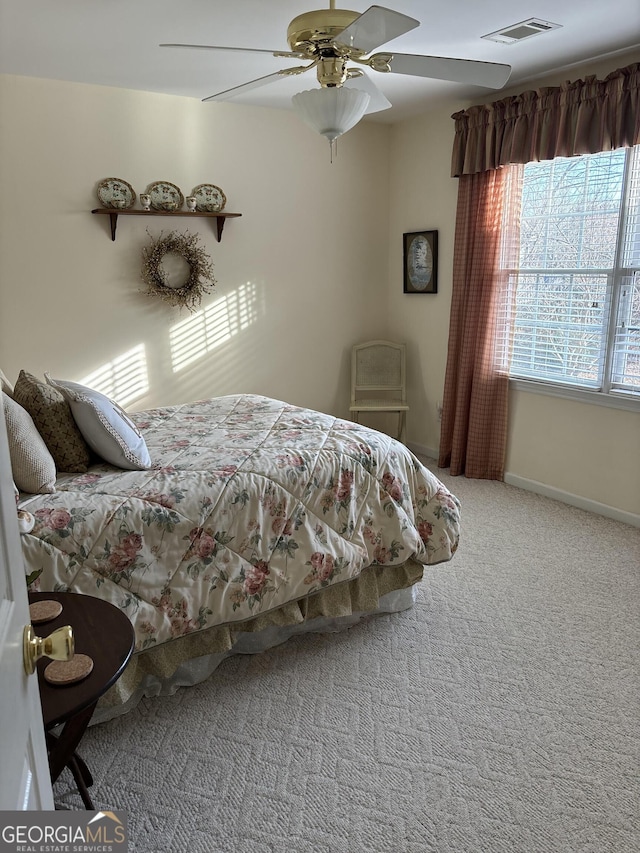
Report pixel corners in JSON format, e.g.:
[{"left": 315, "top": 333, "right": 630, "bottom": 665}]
[
  {"left": 96, "top": 177, "right": 136, "bottom": 210},
  {"left": 147, "top": 180, "right": 184, "bottom": 211},
  {"left": 192, "top": 184, "right": 226, "bottom": 213}
]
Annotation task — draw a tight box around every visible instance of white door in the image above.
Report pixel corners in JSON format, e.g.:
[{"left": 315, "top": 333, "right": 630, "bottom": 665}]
[{"left": 0, "top": 406, "right": 54, "bottom": 809}]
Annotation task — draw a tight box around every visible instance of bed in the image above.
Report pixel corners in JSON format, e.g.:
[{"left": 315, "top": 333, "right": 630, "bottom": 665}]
[{"left": 17, "top": 392, "right": 460, "bottom": 721}]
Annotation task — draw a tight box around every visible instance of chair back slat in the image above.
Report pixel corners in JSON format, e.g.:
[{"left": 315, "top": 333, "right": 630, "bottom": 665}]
[{"left": 351, "top": 341, "right": 406, "bottom": 404}]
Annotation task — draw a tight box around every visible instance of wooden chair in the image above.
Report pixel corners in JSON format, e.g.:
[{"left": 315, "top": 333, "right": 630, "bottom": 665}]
[{"left": 349, "top": 340, "right": 409, "bottom": 443}]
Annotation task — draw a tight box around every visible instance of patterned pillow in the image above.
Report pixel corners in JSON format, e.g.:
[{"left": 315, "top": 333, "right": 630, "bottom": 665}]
[
  {"left": 2, "top": 393, "right": 56, "bottom": 493},
  {"left": 13, "top": 371, "right": 91, "bottom": 473},
  {"left": 46, "top": 375, "right": 151, "bottom": 470}
]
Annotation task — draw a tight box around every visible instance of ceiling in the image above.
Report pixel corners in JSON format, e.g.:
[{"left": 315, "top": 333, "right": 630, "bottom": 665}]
[{"left": 1, "top": 0, "right": 639, "bottom": 123}]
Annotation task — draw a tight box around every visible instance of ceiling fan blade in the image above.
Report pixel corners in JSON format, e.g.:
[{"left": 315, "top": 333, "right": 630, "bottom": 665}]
[
  {"left": 336, "top": 5, "right": 419, "bottom": 55},
  {"left": 379, "top": 52, "right": 512, "bottom": 89},
  {"left": 160, "top": 43, "right": 307, "bottom": 60},
  {"left": 202, "top": 71, "right": 289, "bottom": 102},
  {"left": 344, "top": 71, "right": 391, "bottom": 114}
]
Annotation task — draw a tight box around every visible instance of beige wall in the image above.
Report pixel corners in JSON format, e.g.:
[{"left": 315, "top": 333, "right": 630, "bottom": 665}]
[
  {"left": 506, "top": 389, "right": 640, "bottom": 517},
  {"left": 387, "top": 102, "right": 465, "bottom": 455},
  {"left": 387, "top": 51, "right": 640, "bottom": 519},
  {"left": 1, "top": 64, "right": 638, "bottom": 520},
  {"left": 0, "top": 74, "right": 389, "bottom": 418}
]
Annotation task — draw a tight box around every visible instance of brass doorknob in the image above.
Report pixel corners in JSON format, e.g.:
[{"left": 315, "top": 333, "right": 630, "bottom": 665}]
[{"left": 23, "top": 624, "right": 74, "bottom": 675}]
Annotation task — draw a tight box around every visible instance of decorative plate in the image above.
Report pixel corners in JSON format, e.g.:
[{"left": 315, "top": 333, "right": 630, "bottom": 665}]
[
  {"left": 147, "top": 181, "right": 185, "bottom": 212},
  {"left": 96, "top": 177, "right": 136, "bottom": 210},
  {"left": 192, "top": 184, "right": 226, "bottom": 213}
]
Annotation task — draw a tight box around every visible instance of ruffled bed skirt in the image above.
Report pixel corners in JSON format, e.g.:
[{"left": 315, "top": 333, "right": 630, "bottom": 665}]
[{"left": 93, "top": 560, "right": 423, "bottom": 724}]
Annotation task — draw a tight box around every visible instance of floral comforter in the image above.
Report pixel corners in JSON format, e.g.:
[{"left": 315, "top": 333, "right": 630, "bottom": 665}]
[{"left": 21, "top": 395, "right": 460, "bottom": 653}]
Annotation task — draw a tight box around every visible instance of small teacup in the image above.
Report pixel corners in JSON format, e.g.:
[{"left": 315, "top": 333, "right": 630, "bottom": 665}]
[
  {"left": 110, "top": 198, "right": 126, "bottom": 209},
  {"left": 160, "top": 200, "right": 179, "bottom": 211}
]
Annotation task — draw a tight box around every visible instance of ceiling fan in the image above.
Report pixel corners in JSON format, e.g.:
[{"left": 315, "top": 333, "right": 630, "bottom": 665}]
[{"left": 161, "top": 2, "right": 512, "bottom": 151}]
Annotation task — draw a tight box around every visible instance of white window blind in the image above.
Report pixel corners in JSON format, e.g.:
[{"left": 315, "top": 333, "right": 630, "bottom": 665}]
[
  {"left": 611, "top": 272, "right": 640, "bottom": 389},
  {"left": 506, "top": 144, "right": 640, "bottom": 398}
]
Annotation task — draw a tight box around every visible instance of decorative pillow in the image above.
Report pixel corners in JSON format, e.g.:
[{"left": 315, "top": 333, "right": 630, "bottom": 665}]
[
  {"left": 13, "top": 370, "right": 91, "bottom": 473},
  {"left": 45, "top": 375, "right": 151, "bottom": 470},
  {"left": 11, "top": 460, "right": 35, "bottom": 537},
  {"left": 2, "top": 393, "right": 57, "bottom": 493},
  {"left": 0, "top": 369, "right": 13, "bottom": 396}
]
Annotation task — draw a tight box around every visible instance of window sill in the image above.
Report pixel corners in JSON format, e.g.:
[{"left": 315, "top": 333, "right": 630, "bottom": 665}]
[{"left": 510, "top": 378, "right": 640, "bottom": 413}]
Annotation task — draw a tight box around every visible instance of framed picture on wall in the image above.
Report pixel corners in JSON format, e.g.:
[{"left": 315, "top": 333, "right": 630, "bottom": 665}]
[{"left": 403, "top": 230, "right": 438, "bottom": 294}]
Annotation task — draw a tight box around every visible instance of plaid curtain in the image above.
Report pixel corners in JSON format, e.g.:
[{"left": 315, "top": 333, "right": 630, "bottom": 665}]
[
  {"left": 438, "top": 167, "right": 521, "bottom": 479},
  {"left": 450, "top": 62, "right": 640, "bottom": 177},
  {"left": 438, "top": 62, "right": 639, "bottom": 481}
]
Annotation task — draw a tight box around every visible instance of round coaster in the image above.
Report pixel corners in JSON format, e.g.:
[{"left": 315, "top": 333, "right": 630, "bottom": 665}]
[
  {"left": 44, "top": 654, "right": 94, "bottom": 686},
  {"left": 29, "top": 600, "right": 63, "bottom": 623}
]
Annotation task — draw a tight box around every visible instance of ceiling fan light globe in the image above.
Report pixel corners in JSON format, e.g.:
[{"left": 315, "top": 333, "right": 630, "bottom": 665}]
[{"left": 292, "top": 87, "right": 370, "bottom": 142}]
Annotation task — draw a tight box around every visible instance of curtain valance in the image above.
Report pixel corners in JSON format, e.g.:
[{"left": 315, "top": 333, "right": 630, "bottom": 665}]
[{"left": 451, "top": 62, "right": 640, "bottom": 177}]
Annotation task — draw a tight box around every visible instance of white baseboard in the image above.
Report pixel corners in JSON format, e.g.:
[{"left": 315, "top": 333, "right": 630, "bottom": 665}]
[
  {"left": 504, "top": 472, "right": 640, "bottom": 528},
  {"left": 407, "top": 441, "right": 639, "bottom": 528}
]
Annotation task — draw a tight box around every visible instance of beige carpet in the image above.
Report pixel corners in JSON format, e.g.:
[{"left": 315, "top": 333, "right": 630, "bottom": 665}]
[{"left": 54, "top": 464, "right": 640, "bottom": 853}]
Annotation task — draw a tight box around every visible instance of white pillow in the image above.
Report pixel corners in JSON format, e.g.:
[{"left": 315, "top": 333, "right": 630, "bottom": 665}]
[
  {"left": 45, "top": 375, "right": 151, "bottom": 470},
  {"left": 2, "top": 393, "right": 57, "bottom": 493},
  {"left": 0, "top": 369, "right": 14, "bottom": 396}
]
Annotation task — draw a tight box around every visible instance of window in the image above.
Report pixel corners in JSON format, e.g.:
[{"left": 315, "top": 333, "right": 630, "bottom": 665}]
[{"left": 504, "top": 144, "right": 640, "bottom": 400}]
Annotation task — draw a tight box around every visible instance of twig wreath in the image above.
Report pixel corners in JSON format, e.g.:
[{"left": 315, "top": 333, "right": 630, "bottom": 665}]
[{"left": 141, "top": 229, "right": 216, "bottom": 311}]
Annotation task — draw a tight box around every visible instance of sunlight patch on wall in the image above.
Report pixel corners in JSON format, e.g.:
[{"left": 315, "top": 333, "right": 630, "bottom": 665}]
[
  {"left": 170, "top": 281, "right": 261, "bottom": 373},
  {"left": 80, "top": 344, "right": 149, "bottom": 406}
]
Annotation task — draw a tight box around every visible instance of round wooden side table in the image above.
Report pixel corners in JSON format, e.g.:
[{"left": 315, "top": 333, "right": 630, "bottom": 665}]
[{"left": 29, "top": 591, "right": 135, "bottom": 809}]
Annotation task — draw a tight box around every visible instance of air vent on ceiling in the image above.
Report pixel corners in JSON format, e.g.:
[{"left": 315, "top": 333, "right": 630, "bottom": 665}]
[{"left": 482, "top": 18, "right": 562, "bottom": 45}]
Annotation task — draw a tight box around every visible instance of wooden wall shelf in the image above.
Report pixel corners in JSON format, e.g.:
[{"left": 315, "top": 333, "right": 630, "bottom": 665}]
[{"left": 91, "top": 208, "right": 242, "bottom": 242}]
